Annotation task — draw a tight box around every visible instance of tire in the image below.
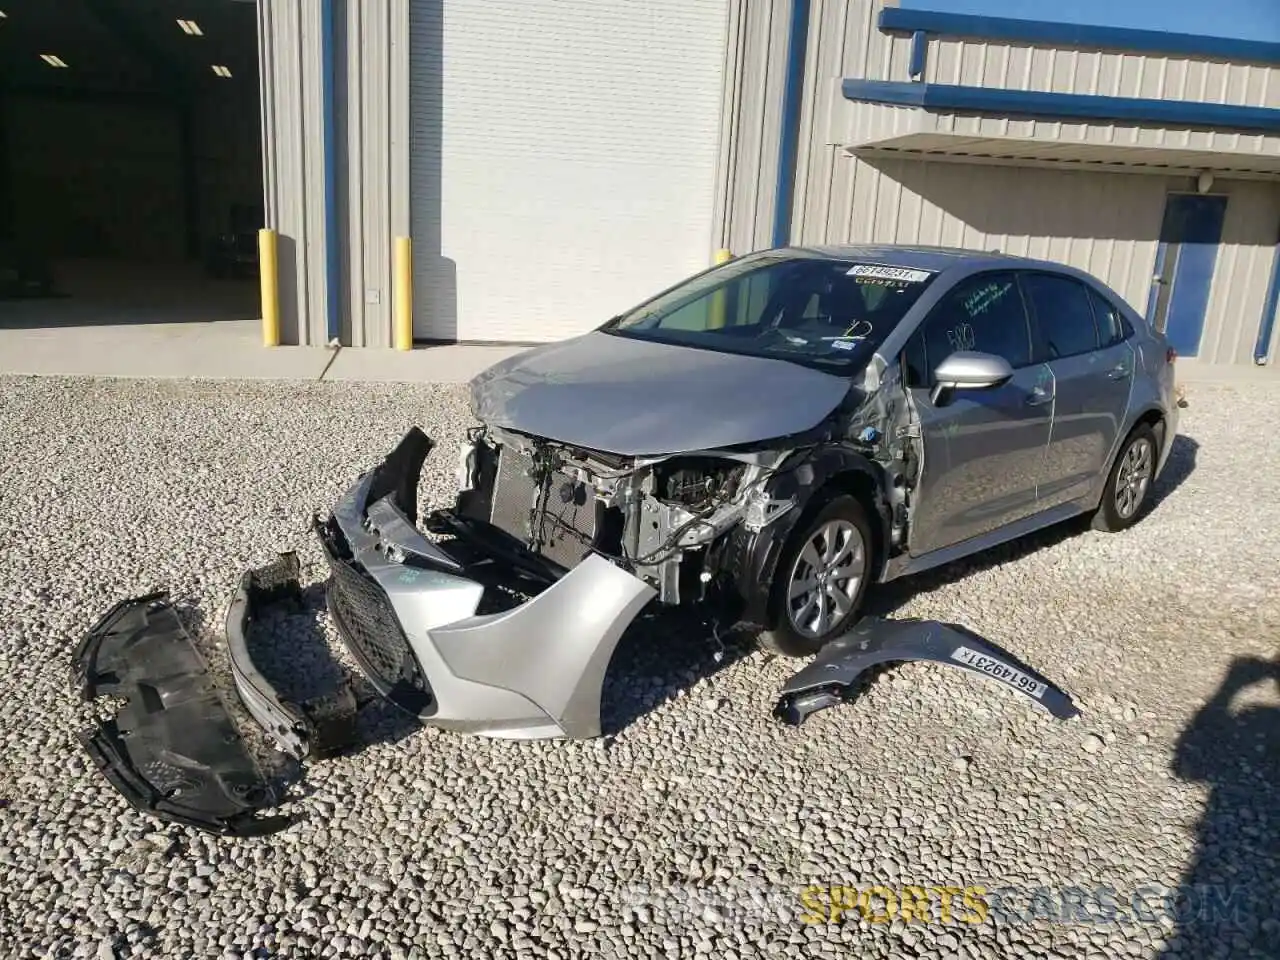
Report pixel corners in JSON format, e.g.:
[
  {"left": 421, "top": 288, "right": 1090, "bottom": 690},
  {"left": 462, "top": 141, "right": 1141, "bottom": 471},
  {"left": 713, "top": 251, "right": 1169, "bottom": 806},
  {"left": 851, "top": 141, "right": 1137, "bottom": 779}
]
[
  {"left": 1092, "top": 423, "right": 1158, "bottom": 532},
  {"left": 755, "top": 495, "right": 873, "bottom": 657}
]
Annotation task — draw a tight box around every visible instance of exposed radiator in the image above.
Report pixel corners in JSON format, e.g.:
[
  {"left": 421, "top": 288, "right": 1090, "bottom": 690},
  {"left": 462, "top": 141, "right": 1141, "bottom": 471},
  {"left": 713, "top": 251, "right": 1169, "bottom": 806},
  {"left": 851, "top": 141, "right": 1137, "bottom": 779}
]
[{"left": 489, "top": 445, "right": 597, "bottom": 570}]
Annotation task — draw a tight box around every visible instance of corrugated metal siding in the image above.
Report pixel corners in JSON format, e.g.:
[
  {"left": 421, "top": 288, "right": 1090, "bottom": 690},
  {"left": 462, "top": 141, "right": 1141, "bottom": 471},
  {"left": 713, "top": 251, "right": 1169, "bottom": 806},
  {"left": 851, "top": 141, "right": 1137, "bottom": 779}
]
[
  {"left": 258, "top": 0, "right": 329, "bottom": 346},
  {"left": 1201, "top": 181, "right": 1280, "bottom": 364},
  {"left": 808, "top": 154, "right": 1280, "bottom": 365},
  {"left": 408, "top": 0, "right": 729, "bottom": 343},
  {"left": 338, "top": 0, "right": 410, "bottom": 348},
  {"left": 765, "top": 0, "right": 1280, "bottom": 366},
  {"left": 918, "top": 38, "right": 1280, "bottom": 110},
  {"left": 791, "top": 0, "right": 879, "bottom": 242},
  {"left": 712, "top": 0, "right": 791, "bottom": 254}
]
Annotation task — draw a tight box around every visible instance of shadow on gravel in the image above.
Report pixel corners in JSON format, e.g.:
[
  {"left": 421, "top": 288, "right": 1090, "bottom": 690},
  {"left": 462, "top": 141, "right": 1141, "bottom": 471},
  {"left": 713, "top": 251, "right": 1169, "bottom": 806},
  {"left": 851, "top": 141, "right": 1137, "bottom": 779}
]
[
  {"left": 1162, "top": 655, "right": 1280, "bottom": 960},
  {"left": 1148, "top": 434, "right": 1199, "bottom": 515},
  {"left": 599, "top": 609, "right": 754, "bottom": 736}
]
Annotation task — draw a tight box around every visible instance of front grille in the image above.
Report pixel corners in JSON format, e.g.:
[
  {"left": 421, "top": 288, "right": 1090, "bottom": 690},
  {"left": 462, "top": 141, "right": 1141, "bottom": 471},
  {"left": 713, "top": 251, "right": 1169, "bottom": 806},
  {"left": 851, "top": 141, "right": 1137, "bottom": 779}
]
[
  {"left": 489, "top": 445, "right": 597, "bottom": 570},
  {"left": 315, "top": 520, "right": 433, "bottom": 714}
]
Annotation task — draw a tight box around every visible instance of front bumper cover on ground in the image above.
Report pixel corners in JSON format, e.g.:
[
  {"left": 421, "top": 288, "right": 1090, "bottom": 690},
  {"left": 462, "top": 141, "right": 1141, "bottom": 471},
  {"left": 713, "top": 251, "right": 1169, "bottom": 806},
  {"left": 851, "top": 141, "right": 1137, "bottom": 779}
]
[
  {"left": 73, "top": 593, "right": 290, "bottom": 836},
  {"left": 774, "top": 617, "right": 1080, "bottom": 725},
  {"left": 225, "top": 551, "right": 358, "bottom": 760},
  {"left": 313, "top": 427, "right": 657, "bottom": 739}
]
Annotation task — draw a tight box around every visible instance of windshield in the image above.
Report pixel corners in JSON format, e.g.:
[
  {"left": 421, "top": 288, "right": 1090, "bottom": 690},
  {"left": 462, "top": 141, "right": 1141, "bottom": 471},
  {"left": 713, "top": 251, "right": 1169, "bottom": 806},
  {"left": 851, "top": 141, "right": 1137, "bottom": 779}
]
[{"left": 600, "top": 252, "right": 938, "bottom": 371}]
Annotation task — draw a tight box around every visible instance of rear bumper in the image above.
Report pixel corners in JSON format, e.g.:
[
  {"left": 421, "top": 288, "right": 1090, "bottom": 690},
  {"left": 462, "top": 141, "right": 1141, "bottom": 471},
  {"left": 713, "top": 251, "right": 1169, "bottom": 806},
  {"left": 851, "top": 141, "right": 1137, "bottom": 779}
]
[{"left": 316, "top": 428, "right": 656, "bottom": 739}]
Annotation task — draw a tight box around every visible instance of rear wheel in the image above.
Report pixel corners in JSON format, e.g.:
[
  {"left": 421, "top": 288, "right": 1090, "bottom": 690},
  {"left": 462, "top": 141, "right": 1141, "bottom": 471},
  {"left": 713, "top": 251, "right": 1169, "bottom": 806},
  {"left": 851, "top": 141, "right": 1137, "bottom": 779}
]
[
  {"left": 756, "top": 495, "right": 872, "bottom": 657},
  {"left": 1092, "top": 424, "right": 1157, "bottom": 532}
]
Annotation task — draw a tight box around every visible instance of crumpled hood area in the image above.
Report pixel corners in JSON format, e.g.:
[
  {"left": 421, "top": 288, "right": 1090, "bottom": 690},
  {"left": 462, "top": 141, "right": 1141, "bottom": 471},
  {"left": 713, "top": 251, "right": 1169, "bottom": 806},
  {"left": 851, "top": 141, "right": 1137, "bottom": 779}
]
[{"left": 469, "top": 332, "right": 854, "bottom": 456}]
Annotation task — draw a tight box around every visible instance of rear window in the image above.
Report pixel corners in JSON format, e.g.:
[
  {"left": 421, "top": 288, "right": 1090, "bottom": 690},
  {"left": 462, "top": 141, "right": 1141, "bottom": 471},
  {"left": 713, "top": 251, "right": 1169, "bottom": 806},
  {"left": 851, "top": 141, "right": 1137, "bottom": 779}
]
[
  {"left": 1088, "top": 287, "right": 1133, "bottom": 347},
  {"left": 1021, "top": 273, "right": 1100, "bottom": 361}
]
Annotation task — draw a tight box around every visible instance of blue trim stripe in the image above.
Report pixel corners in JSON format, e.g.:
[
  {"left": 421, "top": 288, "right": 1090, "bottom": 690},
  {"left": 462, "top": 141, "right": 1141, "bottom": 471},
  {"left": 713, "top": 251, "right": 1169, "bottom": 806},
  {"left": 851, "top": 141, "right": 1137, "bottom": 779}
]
[
  {"left": 879, "top": 8, "right": 1280, "bottom": 66},
  {"left": 908, "top": 30, "right": 927, "bottom": 80},
  {"left": 771, "top": 0, "right": 810, "bottom": 248},
  {"left": 1255, "top": 240, "right": 1280, "bottom": 363},
  {"left": 840, "top": 79, "right": 1280, "bottom": 134},
  {"left": 320, "top": 0, "right": 341, "bottom": 344}
]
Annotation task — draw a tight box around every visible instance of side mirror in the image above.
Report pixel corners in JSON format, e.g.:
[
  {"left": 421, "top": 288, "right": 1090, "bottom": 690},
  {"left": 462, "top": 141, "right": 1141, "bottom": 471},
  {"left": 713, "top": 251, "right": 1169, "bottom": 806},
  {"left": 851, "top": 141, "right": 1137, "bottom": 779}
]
[{"left": 929, "top": 351, "right": 1014, "bottom": 406}]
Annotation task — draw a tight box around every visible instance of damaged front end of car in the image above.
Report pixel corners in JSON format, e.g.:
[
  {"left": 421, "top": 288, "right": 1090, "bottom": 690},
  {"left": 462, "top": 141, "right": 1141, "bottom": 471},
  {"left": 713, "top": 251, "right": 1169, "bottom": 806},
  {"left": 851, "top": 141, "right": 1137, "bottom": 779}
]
[{"left": 306, "top": 427, "right": 656, "bottom": 740}]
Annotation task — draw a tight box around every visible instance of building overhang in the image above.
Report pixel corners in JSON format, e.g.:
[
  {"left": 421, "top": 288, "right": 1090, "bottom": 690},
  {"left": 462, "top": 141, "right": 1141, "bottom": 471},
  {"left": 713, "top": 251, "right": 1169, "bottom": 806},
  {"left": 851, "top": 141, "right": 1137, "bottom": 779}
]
[{"left": 838, "top": 80, "right": 1280, "bottom": 179}]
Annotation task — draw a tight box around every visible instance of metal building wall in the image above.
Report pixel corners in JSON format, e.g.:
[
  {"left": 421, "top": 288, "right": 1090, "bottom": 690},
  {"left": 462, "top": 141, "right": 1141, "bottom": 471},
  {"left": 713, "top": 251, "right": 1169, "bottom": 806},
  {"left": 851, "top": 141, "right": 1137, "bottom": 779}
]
[
  {"left": 257, "top": 0, "right": 328, "bottom": 346},
  {"left": 769, "top": 0, "right": 1280, "bottom": 366},
  {"left": 1202, "top": 180, "right": 1280, "bottom": 365},
  {"left": 712, "top": 1, "right": 792, "bottom": 254},
  {"left": 258, "top": 0, "right": 409, "bottom": 347},
  {"left": 337, "top": 0, "right": 410, "bottom": 348}
]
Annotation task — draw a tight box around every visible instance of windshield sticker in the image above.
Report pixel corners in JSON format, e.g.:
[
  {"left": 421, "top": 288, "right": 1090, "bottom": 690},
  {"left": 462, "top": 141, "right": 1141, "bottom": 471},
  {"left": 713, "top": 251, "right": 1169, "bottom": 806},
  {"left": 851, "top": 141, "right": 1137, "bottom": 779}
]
[
  {"left": 847, "top": 264, "right": 932, "bottom": 284},
  {"left": 829, "top": 338, "right": 860, "bottom": 351}
]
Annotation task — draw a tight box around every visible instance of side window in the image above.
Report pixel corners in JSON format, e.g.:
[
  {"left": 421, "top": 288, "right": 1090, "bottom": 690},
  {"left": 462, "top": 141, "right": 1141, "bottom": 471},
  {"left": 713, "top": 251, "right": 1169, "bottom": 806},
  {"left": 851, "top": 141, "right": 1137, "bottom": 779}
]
[
  {"left": 902, "top": 271, "right": 1030, "bottom": 386},
  {"left": 1021, "top": 273, "right": 1100, "bottom": 361},
  {"left": 1088, "top": 287, "right": 1133, "bottom": 347}
]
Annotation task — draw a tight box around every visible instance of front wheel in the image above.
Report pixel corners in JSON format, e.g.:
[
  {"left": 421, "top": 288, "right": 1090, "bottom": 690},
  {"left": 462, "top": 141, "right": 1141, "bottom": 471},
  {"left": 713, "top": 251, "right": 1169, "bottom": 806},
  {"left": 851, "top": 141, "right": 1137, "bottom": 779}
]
[
  {"left": 1092, "top": 423, "right": 1158, "bottom": 532},
  {"left": 756, "top": 495, "right": 873, "bottom": 657}
]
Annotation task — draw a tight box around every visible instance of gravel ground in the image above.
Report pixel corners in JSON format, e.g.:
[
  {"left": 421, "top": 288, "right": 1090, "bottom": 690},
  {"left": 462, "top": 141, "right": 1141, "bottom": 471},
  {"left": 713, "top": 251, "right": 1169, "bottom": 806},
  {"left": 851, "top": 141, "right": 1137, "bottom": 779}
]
[{"left": 1, "top": 375, "right": 1277, "bottom": 960}]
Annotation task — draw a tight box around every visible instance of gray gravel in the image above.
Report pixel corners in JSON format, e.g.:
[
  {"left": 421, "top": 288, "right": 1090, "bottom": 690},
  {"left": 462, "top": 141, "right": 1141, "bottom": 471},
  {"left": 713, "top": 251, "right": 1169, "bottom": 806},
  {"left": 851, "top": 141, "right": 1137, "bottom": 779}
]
[{"left": 1, "top": 375, "right": 1277, "bottom": 960}]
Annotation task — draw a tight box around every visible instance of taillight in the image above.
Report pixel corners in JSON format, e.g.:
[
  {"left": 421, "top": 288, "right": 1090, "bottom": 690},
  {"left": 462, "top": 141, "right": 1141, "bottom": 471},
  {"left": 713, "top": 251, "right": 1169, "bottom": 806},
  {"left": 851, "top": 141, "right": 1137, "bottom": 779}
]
[{"left": 1166, "top": 346, "right": 1177, "bottom": 364}]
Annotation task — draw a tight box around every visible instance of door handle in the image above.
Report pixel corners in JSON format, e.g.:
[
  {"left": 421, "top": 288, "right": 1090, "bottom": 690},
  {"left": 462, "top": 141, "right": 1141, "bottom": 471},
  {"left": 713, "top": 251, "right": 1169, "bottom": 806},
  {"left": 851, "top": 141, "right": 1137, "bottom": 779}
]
[
  {"left": 1106, "top": 364, "right": 1130, "bottom": 380},
  {"left": 1025, "top": 386, "right": 1053, "bottom": 407}
]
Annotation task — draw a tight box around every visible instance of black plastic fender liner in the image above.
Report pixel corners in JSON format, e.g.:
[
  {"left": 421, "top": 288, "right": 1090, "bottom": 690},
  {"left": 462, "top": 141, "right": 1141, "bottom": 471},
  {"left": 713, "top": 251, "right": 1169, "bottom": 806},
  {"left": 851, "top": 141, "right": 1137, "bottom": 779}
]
[
  {"left": 729, "top": 444, "right": 892, "bottom": 630},
  {"left": 774, "top": 617, "right": 1080, "bottom": 726},
  {"left": 74, "top": 592, "right": 292, "bottom": 837},
  {"left": 225, "top": 552, "right": 358, "bottom": 761}
]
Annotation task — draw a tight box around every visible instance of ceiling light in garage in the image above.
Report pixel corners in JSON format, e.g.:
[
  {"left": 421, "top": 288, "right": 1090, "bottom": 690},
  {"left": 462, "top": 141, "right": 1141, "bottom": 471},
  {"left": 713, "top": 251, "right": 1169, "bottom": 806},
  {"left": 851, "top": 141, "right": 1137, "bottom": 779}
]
[
  {"left": 211, "top": 64, "right": 232, "bottom": 78},
  {"left": 40, "top": 54, "right": 69, "bottom": 68},
  {"left": 177, "top": 19, "right": 203, "bottom": 36}
]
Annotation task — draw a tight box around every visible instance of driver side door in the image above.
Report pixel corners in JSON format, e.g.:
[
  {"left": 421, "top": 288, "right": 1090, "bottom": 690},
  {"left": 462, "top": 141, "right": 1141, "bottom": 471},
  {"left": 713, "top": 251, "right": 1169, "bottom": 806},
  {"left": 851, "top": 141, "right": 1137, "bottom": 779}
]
[{"left": 901, "top": 271, "right": 1055, "bottom": 557}]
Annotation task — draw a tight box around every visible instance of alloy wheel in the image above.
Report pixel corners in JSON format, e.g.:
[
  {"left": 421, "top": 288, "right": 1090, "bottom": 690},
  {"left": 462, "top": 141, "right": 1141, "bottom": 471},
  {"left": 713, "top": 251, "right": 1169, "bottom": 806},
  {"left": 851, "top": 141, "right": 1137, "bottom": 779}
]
[
  {"left": 786, "top": 519, "right": 866, "bottom": 639},
  {"left": 1114, "top": 437, "right": 1153, "bottom": 519}
]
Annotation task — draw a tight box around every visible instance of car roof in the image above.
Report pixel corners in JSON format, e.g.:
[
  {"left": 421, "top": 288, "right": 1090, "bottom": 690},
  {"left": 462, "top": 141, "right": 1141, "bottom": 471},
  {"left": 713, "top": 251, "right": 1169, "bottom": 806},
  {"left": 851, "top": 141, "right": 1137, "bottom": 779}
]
[{"left": 789, "top": 243, "right": 1040, "bottom": 274}]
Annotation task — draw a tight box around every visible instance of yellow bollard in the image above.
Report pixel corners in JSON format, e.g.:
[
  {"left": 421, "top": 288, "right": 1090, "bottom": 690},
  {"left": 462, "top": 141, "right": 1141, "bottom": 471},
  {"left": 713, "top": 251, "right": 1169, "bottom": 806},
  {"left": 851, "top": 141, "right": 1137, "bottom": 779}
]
[
  {"left": 393, "top": 236, "right": 413, "bottom": 351},
  {"left": 708, "top": 248, "right": 733, "bottom": 329},
  {"left": 259, "top": 228, "right": 281, "bottom": 347}
]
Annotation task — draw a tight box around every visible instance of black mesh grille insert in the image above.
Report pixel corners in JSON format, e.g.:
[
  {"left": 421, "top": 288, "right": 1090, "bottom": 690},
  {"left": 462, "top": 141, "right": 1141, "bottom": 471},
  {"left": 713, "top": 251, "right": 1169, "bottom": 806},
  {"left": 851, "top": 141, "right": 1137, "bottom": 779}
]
[{"left": 315, "top": 520, "right": 432, "bottom": 715}]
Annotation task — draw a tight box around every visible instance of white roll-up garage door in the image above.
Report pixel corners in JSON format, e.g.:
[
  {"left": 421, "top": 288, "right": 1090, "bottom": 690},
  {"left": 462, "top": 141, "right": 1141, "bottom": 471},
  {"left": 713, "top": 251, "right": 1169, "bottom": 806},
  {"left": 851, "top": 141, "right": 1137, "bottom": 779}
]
[{"left": 409, "top": 0, "right": 728, "bottom": 342}]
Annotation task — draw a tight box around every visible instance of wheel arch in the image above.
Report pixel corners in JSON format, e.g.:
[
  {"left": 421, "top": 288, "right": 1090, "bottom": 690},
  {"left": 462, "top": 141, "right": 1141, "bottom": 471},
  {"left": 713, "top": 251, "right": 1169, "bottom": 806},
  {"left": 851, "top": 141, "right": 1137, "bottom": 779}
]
[
  {"left": 1090, "top": 407, "right": 1165, "bottom": 511},
  {"left": 728, "top": 447, "right": 892, "bottom": 629}
]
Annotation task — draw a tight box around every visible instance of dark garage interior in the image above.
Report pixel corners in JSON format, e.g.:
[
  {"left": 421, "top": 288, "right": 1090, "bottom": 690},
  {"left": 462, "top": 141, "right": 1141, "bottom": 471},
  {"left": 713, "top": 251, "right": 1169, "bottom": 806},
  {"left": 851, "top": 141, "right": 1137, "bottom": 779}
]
[{"left": 0, "top": 0, "right": 262, "bottom": 327}]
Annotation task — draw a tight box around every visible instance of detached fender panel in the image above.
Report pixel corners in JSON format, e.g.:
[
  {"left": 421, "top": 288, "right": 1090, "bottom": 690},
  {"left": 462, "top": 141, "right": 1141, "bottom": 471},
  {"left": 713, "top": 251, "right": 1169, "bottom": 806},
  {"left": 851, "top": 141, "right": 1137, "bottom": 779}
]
[
  {"left": 774, "top": 617, "right": 1079, "bottom": 725},
  {"left": 74, "top": 593, "right": 291, "bottom": 836}
]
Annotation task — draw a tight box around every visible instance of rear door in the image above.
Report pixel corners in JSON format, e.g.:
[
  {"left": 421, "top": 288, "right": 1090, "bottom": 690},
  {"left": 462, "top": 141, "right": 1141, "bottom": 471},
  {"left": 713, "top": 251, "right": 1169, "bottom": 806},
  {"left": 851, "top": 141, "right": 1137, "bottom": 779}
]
[
  {"left": 1021, "top": 272, "right": 1135, "bottom": 509},
  {"left": 901, "top": 271, "right": 1054, "bottom": 557}
]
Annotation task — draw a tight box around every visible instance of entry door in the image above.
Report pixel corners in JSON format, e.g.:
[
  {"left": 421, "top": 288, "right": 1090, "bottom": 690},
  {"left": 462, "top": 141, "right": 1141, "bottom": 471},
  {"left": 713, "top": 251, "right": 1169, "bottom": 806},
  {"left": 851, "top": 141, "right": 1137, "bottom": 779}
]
[
  {"left": 901, "top": 271, "right": 1055, "bottom": 557},
  {"left": 1147, "top": 194, "right": 1228, "bottom": 357}
]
